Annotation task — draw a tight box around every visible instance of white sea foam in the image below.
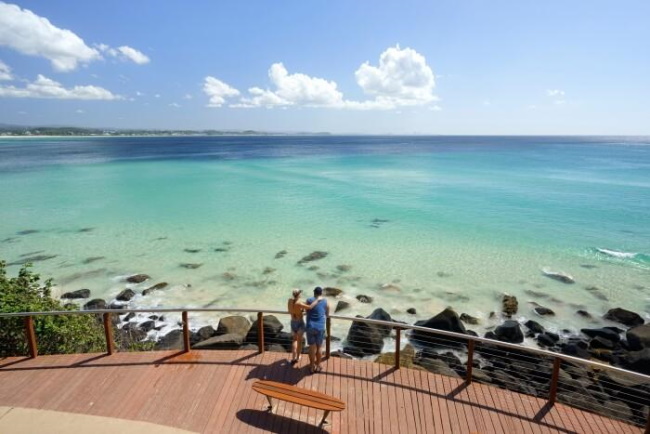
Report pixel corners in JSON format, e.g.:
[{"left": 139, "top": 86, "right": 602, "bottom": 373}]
[{"left": 597, "top": 248, "right": 637, "bottom": 259}]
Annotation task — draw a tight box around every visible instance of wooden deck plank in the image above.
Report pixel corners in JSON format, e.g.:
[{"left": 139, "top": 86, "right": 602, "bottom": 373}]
[{"left": 0, "top": 351, "right": 644, "bottom": 434}]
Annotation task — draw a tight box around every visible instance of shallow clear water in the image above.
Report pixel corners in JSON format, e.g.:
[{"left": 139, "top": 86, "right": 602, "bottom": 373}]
[{"left": 1, "top": 135, "right": 649, "bottom": 341}]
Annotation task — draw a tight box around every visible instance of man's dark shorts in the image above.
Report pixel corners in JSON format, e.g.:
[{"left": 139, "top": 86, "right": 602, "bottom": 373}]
[{"left": 306, "top": 327, "right": 325, "bottom": 346}]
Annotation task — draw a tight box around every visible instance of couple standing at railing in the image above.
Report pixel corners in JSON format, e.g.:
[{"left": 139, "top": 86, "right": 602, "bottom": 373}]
[{"left": 287, "top": 286, "right": 330, "bottom": 374}]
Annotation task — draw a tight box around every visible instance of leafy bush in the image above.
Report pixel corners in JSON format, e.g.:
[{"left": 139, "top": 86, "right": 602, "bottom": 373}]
[{"left": 0, "top": 260, "right": 106, "bottom": 357}]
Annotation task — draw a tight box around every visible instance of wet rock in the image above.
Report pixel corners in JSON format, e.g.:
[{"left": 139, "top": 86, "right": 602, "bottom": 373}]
[
  {"left": 356, "top": 294, "right": 373, "bottom": 303},
  {"left": 581, "top": 327, "right": 621, "bottom": 343},
  {"left": 524, "top": 320, "right": 545, "bottom": 334},
  {"left": 336, "top": 264, "right": 351, "bottom": 272},
  {"left": 623, "top": 348, "right": 650, "bottom": 375},
  {"left": 180, "top": 263, "right": 202, "bottom": 269},
  {"left": 537, "top": 333, "right": 557, "bottom": 347},
  {"left": 604, "top": 307, "right": 644, "bottom": 327},
  {"left": 196, "top": 325, "right": 217, "bottom": 341},
  {"left": 460, "top": 313, "right": 479, "bottom": 325},
  {"left": 534, "top": 306, "right": 555, "bottom": 316},
  {"left": 83, "top": 299, "right": 107, "bottom": 310},
  {"left": 590, "top": 336, "right": 616, "bottom": 350},
  {"left": 411, "top": 307, "right": 467, "bottom": 348},
  {"left": 61, "top": 288, "right": 91, "bottom": 299},
  {"left": 502, "top": 295, "right": 518, "bottom": 317},
  {"left": 245, "top": 315, "right": 283, "bottom": 344},
  {"left": 524, "top": 289, "right": 549, "bottom": 298},
  {"left": 116, "top": 289, "right": 135, "bottom": 301},
  {"left": 416, "top": 358, "right": 460, "bottom": 378},
  {"left": 139, "top": 320, "right": 156, "bottom": 332},
  {"left": 343, "top": 308, "right": 392, "bottom": 357},
  {"left": 626, "top": 324, "right": 650, "bottom": 351},
  {"left": 142, "top": 282, "right": 169, "bottom": 296},
  {"left": 216, "top": 316, "right": 251, "bottom": 336},
  {"left": 576, "top": 310, "right": 592, "bottom": 319},
  {"left": 109, "top": 301, "right": 128, "bottom": 310},
  {"left": 297, "top": 251, "right": 328, "bottom": 264},
  {"left": 122, "top": 312, "right": 136, "bottom": 322},
  {"left": 324, "top": 287, "right": 343, "bottom": 297},
  {"left": 274, "top": 250, "right": 287, "bottom": 259},
  {"left": 561, "top": 341, "right": 590, "bottom": 359},
  {"left": 407, "top": 308, "right": 417, "bottom": 315},
  {"left": 494, "top": 320, "right": 524, "bottom": 343},
  {"left": 155, "top": 330, "right": 184, "bottom": 351},
  {"left": 184, "top": 248, "right": 201, "bottom": 253},
  {"left": 126, "top": 274, "right": 150, "bottom": 284},
  {"left": 335, "top": 301, "right": 351, "bottom": 313}
]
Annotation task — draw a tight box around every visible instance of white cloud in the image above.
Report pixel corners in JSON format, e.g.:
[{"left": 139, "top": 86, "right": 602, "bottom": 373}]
[
  {"left": 154, "top": 93, "right": 161, "bottom": 98},
  {"left": 354, "top": 45, "right": 437, "bottom": 107},
  {"left": 169, "top": 102, "right": 180, "bottom": 108},
  {"left": 0, "top": 2, "right": 100, "bottom": 71},
  {"left": 75, "top": 109, "right": 85, "bottom": 114},
  {"left": 97, "top": 44, "right": 150, "bottom": 65},
  {"left": 183, "top": 93, "right": 193, "bottom": 100},
  {"left": 215, "top": 45, "right": 438, "bottom": 111},
  {"left": 0, "top": 74, "right": 121, "bottom": 100},
  {"left": 546, "top": 89, "right": 565, "bottom": 97},
  {"left": 203, "top": 76, "right": 240, "bottom": 107},
  {"left": 135, "top": 91, "right": 144, "bottom": 96},
  {"left": 0, "top": 60, "right": 12, "bottom": 80}
]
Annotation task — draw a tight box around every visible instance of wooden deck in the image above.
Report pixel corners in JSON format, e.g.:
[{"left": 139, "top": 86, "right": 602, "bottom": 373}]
[{"left": 0, "top": 350, "right": 642, "bottom": 433}]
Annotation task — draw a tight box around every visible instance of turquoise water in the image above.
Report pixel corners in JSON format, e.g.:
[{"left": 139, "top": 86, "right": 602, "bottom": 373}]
[{"left": 1, "top": 136, "right": 648, "bottom": 341}]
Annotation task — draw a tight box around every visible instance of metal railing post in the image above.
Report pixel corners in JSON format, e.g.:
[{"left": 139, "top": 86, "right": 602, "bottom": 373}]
[
  {"left": 548, "top": 357, "right": 561, "bottom": 405},
  {"left": 182, "top": 311, "right": 190, "bottom": 353},
  {"left": 466, "top": 339, "right": 475, "bottom": 384},
  {"left": 326, "top": 317, "right": 331, "bottom": 358},
  {"left": 395, "top": 327, "right": 401, "bottom": 369},
  {"left": 24, "top": 316, "right": 37, "bottom": 358},
  {"left": 102, "top": 313, "right": 114, "bottom": 355},
  {"left": 257, "top": 312, "right": 264, "bottom": 354}
]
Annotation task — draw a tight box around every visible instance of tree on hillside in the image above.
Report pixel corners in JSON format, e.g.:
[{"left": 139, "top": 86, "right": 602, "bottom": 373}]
[{"left": 0, "top": 260, "right": 106, "bottom": 357}]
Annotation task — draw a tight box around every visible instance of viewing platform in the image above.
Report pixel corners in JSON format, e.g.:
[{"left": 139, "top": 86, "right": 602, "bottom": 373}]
[{"left": 0, "top": 349, "right": 643, "bottom": 433}]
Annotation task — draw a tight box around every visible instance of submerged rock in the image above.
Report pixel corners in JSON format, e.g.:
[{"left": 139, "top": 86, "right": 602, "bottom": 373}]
[
  {"left": 335, "top": 301, "right": 351, "bottom": 313},
  {"left": 274, "top": 250, "right": 287, "bottom": 259},
  {"left": 336, "top": 264, "right": 351, "bottom": 272},
  {"left": 180, "top": 263, "right": 202, "bottom": 269},
  {"left": 184, "top": 248, "right": 201, "bottom": 253},
  {"left": 324, "top": 287, "right": 343, "bottom": 297},
  {"left": 407, "top": 308, "right": 417, "bottom": 315},
  {"left": 297, "top": 251, "right": 328, "bottom": 264},
  {"left": 8, "top": 254, "right": 57, "bottom": 265},
  {"left": 61, "top": 288, "right": 91, "bottom": 299},
  {"left": 534, "top": 306, "right": 555, "bottom": 316},
  {"left": 356, "top": 294, "right": 373, "bottom": 303},
  {"left": 82, "top": 256, "right": 105, "bottom": 264},
  {"left": 142, "top": 282, "right": 169, "bottom": 296},
  {"left": 542, "top": 269, "right": 575, "bottom": 284},
  {"left": 126, "top": 274, "right": 150, "bottom": 284},
  {"left": 576, "top": 310, "right": 593, "bottom": 319},
  {"left": 17, "top": 229, "right": 39, "bottom": 235}
]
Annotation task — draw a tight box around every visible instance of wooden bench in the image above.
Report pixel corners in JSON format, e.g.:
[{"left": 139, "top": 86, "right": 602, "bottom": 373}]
[{"left": 252, "top": 379, "right": 346, "bottom": 427}]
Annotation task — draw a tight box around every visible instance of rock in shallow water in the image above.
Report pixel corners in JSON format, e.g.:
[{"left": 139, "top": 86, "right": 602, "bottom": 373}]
[
  {"left": 356, "top": 294, "right": 373, "bottom": 303},
  {"left": 297, "top": 251, "right": 327, "bottom": 264},
  {"left": 502, "top": 295, "right": 518, "bottom": 317},
  {"left": 61, "top": 288, "right": 91, "bottom": 299},
  {"left": 626, "top": 324, "right": 650, "bottom": 351},
  {"left": 604, "top": 307, "right": 645, "bottom": 327},
  {"left": 411, "top": 308, "right": 468, "bottom": 348},
  {"left": 460, "top": 313, "right": 479, "bottom": 325},
  {"left": 83, "top": 299, "right": 107, "bottom": 310},
  {"left": 126, "top": 274, "right": 150, "bottom": 283},
  {"left": 335, "top": 301, "right": 350, "bottom": 313},
  {"left": 116, "top": 289, "right": 135, "bottom": 301},
  {"left": 494, "top": 320, "right": 524, "bottom": 344}
]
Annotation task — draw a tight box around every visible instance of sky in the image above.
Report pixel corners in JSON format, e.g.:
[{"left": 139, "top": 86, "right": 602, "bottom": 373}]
[{"left": 0, "top": 0, "right": 649, "bottom": 134}]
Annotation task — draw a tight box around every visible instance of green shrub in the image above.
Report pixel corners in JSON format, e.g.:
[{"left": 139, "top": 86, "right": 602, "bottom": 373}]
[{"left": 0, "top": 260, "right": 106, "bottom": 357}]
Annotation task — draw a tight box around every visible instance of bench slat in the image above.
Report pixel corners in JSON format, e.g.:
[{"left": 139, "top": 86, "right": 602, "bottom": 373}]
[{"left": 252, "top": 380, "right": 346, "bottom": 412}]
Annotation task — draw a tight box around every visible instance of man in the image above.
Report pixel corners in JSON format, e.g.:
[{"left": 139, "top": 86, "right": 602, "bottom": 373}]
[{"left": 305, "top": 286, "right": 329, "bottom": 374}]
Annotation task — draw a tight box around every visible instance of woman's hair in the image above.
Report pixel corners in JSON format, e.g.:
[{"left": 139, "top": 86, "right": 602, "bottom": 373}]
[{"left": 292, "top": 288, "right": 301, "bottom": 301}]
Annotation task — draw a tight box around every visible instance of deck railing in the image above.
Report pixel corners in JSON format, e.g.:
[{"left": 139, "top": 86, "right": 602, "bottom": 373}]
[{"left": 1, "top": 308, "right": 649, "bottom": 432}]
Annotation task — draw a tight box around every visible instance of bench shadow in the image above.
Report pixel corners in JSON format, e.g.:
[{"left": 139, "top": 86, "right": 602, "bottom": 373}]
[
  {"left": 236, "top": 409, "right": 328, "bottom": 433},
  {"left": 245, "top": 358, "right": 311, "bottom": 385}
]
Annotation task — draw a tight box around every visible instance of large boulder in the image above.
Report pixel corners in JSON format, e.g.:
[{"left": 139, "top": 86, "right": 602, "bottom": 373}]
[
  {"left": 524, "top": 320, "right": 545, "bottom": 335},
  {"left": 195, "top": 325, "right": 217, "bottom": 342},
  {"left": 626, "top": 324, "right": 650, "bottom": 351},
  {"left": 502, "top": 295, "right": 518, "bottom": 317},
  {"left": 604, "top": 308, "right": 644, "bottom": 327},
  {"left": 83, "top": 299, "right": 107, "bottom": 310},
  {"left": 343, "top": 308, "right": 392, "bottom": 357},
  {"left": 155, "top": 330, "right": 185, "bottom": 350},
  {"left": 416, "top": 358, "right": 461, "bottom": 378},
  {"left": 244, "top": 315, "right": 283, "bottom": 344},
  {"left": 494, "top": 320, "right": 524, "bottom": 343},
  {"left": 142, "top": 282, "right": 168, "bottom": 296},
  {"left": 61, "top": 289, "right": 91, "bottom": 299},
  {"left": 192, "top": 333, "right": 244, "bottom": 350},
  {"left": 581, "top": 327, "right": 621, "bottom": 343},
  {"left": 623, "top": 348, "right": 650, "bottom": 375},
  {"left": 216, "top": 316, "right": 251, "bottom": 336},
  {"left": 335, "top": 301, "right": 350, "bottom": 313},
  {"left": 116, "top": 289, "right": 135, "bottom": 302},
  {"left": 410, "top": 308, "right": 467, "bottom": 348},
  {"left": 126, "top": 274, "right": 150, "bottom": 283}
]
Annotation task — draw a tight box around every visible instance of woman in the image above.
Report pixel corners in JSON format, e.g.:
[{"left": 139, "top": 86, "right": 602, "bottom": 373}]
[{"left": 287, "top": 289, "right": 321, "bottom": 365}]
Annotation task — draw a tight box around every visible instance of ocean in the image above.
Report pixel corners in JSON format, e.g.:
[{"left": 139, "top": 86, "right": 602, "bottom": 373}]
[{"left": 1, "top": 135, "right": 648, "bottom": 345}]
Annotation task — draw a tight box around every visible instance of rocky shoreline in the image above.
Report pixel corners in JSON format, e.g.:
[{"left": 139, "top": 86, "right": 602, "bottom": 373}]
[{"left": 61, "top": 275, "right": 650, "bottom": 427}]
